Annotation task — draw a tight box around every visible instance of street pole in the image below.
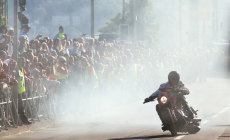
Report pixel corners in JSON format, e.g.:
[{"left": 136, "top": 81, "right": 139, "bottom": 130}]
[
  {"left": 13, "top": 0, "right": 18, "bottom": 61},
  {"left": 133, "top": 0, "right": 136, "bottom": 41},
  {"left": 91, "top": 0, "right": 94, "bottom": 38},
  {"left": 13, "top": 0, "right": 19, "bottom": 126},
  {"left": 179, "top": 0, "right": 182, "bottom": 47},
  {"left": 122, "top": 0, "right": 125, "bottom": 22}
]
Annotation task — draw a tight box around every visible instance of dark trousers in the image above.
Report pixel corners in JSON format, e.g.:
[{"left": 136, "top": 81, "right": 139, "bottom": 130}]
[
  {"left": 177, "top": 95, "right": 193, "bottom": 117},
  {"left": 18, "top": 93, "right": 29, "bottom": 122},
  {"left": 18, "top": 94, "right": 24, "bottom": 115},
  {"left": 156, "top": 104, "right": 164, "bottom": 124}
]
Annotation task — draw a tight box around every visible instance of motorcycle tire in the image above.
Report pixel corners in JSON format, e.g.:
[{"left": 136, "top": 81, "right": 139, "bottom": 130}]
[
  {"left": 162, "top": 108, "right": 177, "bottom": 136},
  {"left": 188, "top": 126, "right": 200, "bottom": 134}
]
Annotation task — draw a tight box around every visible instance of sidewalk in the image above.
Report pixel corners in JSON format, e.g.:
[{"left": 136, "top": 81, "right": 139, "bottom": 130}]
[{"left": 0, "top": 119, "right": 55, "bottom": 139}]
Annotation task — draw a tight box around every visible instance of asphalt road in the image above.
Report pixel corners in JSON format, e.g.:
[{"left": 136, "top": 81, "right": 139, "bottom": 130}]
[{"left": 1, "top": 78, "right": 230, "bottom": 140}]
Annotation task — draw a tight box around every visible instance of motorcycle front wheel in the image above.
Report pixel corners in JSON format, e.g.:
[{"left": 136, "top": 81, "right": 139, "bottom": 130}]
[{"left": 162, "top": 108, "right": 177, "bottom": 136}]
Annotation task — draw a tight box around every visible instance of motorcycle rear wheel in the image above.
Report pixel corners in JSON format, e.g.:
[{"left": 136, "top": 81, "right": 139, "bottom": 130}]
[{"left": 188, "top": 126, "right": 200, "bottom": 134}]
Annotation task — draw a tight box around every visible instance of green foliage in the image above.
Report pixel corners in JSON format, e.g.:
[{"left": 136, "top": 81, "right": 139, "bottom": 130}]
[
  {"left": 99, "top": 0, "right": 156, "bottom": 43},
  {"left": 99, "top": 13, "right": 122, "bottom": 33},
  {"left": 25, "top": 0, "right": 122, "bottom": 37}
]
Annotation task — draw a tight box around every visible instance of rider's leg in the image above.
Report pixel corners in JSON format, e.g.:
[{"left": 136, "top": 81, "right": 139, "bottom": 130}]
[
  {"left": 156, "top": 104, "right": 164, "bottom": 124},
  {"left": 156, "top": 104, "right": 167, "bottom": 131},
  {"left": 179, "top": 96, "right": 194, "bottom": 119}
]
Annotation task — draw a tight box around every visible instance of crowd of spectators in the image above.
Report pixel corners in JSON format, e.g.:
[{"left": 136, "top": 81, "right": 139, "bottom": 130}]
[
  {"left": 0, "top": 24, "right": 226, "bottom": 124},
  {"left": 0, "top": 24, "right": 155, "bottom": 124}
]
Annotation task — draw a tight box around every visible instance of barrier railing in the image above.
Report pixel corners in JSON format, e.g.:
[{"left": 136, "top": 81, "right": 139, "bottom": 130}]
[{"left": 0, "top": 78, "right": 55, "bottom": 131}]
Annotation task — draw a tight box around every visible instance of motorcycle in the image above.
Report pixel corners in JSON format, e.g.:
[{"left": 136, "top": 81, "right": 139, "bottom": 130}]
[{"left": 144, "top": 90, "right": 201, "bottom": 136}]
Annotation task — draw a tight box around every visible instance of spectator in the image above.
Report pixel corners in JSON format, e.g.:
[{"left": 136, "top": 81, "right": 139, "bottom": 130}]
[
  {"left": 17, "top": 57, "right": 32, "bottom": 124},
  {"left": 0, "top": 50, "right": 7, "bottom": 62},
  {"left": 53, "top": 26, "right": 66, "bottom": 40},
  {"left": 53, "top": 38, "right": 62, "bottom": 53},
  {"left": 41, "top": 42, "right": 50, "bottom": 53},
  {"left": 55, "top": 56, "right": 68, "bottom": 82},
  {"left": 7, "top": 28, "right": 14, "bottom": 56},
  {"left": 19, "top": 35, "right": 28, "bottom": 54},
  {"left": 0, "top": 25, "right": 10, "bottom": 51},
  {"left": 19, "top": 25, "right": 30, "bottom": 43}
]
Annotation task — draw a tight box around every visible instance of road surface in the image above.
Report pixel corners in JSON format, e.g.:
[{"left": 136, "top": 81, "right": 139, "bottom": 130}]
[{"left": 1, "top": 78, "right": 230, "bottom": 140}]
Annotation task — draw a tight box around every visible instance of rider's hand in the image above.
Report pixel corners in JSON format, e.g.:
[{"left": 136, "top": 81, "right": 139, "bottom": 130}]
[
  {"left": 173, "top": 86, "right": 179, "bottom": 91},
  {"left": 175, "top": 87, "right": 188, "bottom": 95},
  {"left": 173, "top": 87, "right": 182, "bottom": 93},
  {"left": 143, "top": 97, "right": 151, "bottom": 104}
]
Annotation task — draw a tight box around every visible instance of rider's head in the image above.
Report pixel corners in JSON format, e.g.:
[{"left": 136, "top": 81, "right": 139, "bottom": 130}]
[{"left": 168, "top": 71, "right": 180, "bottom": 86}]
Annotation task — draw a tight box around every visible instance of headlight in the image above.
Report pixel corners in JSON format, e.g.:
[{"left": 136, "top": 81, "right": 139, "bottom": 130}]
[{"left": 160, "top": 96, "right": 168, "bottom": 104}]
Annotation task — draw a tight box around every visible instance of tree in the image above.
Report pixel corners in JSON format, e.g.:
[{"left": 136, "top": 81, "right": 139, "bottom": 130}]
[{"left": 99, "top": 0, "right": 156, "bottom": 43}]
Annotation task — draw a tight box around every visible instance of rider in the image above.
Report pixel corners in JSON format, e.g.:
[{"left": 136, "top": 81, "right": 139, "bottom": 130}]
[{"left": 144, "top": 71, "right": 194, "bottom": 128}]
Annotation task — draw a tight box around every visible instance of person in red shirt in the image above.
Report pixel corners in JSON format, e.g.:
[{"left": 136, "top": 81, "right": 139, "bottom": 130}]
[{"left": 0, "top": 59, "right": 17, "bottom": 85}]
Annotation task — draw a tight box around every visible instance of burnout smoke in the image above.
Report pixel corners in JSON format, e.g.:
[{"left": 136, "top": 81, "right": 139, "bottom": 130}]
[
  {"left": 52, "top": 0, "right": 230, "bottom": 128},
  {"left": 1, "top": 1, "right": 230, "bottom": 140}
]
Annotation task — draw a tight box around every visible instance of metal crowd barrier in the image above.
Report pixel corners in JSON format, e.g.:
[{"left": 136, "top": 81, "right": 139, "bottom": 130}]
[{"left": 0, "top": 78, "right": 56, "bottom": 131}]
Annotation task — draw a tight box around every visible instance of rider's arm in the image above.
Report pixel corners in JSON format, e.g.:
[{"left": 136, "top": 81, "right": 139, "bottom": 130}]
[
  {"left": 144, "top": 83, "right": 170, "bottom": 103},
  {"left": 177, "top": 82, "right": 190, "bottom": 95},
  {"left": 149, "top": 89, "right": 162, "bottom": 100},
  {"left": 179, "top": 87, "right": 189, "bottom": 95},
  {"left": 144, "top": 89, "right": 161, "bottom": 103},
  {"left": 144, "top": 88, "right": 165, "bottom": 104},
  {"left": 146, "top": 83, "right": 167, "bottom": 102}
]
